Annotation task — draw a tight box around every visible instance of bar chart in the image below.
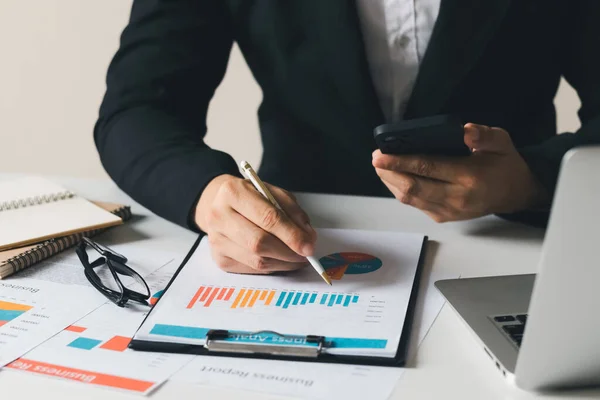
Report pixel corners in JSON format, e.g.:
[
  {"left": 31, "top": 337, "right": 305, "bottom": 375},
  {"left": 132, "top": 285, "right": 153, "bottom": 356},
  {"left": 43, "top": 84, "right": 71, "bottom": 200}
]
[
  {"left": 186, "top": 286, "right": 360, "bottom": 310},
  {"left": 65, "top": 325, "right": 131, "bottom": 352},
  {"left": 0, "top": 300, "right": 33, "bottom": 327}
]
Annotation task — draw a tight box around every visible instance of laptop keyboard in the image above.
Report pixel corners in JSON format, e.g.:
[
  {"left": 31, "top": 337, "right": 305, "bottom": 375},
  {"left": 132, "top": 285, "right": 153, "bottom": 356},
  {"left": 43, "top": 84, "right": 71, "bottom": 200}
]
[{"left": 492, "top": 314, "right": 528, "bottom": 347}]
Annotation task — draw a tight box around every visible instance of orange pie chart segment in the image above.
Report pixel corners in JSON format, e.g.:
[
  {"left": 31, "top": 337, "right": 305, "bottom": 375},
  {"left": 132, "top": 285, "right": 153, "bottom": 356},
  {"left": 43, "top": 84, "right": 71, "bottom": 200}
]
[{"left": 319, "top": 252, "right": 383, "bottom": 280}]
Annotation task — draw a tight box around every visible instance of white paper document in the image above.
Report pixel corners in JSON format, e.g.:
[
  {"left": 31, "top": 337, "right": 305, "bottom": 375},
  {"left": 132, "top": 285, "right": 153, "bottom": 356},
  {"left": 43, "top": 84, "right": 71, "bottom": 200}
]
[
  {"left": 172, "top": 264, "right": 457, "bottom": 400},
  {"left": 133, "top": 229, "right": 426, "bottom": 358},
  {"left": 0, "top": 278, "right": 105, "bottom": 367},
  {"left": 6, "top": 261, "right": 193, "bottom": 395},
  {"left": 14, "top": 242, "right": 179, "bottom": 287}
]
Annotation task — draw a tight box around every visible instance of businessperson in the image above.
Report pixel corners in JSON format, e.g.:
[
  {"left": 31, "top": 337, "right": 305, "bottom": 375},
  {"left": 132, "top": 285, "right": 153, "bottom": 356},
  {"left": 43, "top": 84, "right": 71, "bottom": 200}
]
[{"left": 95, "top": 1, "right": 600, "bottom": 274}]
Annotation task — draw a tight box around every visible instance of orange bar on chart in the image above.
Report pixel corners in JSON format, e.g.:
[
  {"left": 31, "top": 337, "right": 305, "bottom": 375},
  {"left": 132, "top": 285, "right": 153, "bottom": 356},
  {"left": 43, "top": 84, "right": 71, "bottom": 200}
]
[
  {"left": 204, "top": 287, "right": 219, "bottom": 307},
  {"left": 100, "top": 336, "right": 131, "bottom": 352},
  {"left": 224, "top": 288, "right": 235, "bottom": 301},
  {"left": 199, "top": 287, "right": 213, "bottom": 302},
  {"left": 0, "top": 321, "right": 7, "bottom": 327},
  {"left": 186, "top": 286, "right": 205, "bottom": 309},
  {"left": 259, "top": 291, "right": 267, "bottom": 301},
  {"left": 216, "top": 288, "right": 227, "bottom": 300},
  {"left": 231, "top": 289, "right": 246, "bottom": 309},
  {"left": 265, "top": 291, "right": 276, "bottom": 305},
  {"left": 65, "top": 325, "right": 87, "bottom": 333},
  {"left": 240, "top": 289, "right": 254, "bottom": 308},
  {"left": 0, "top": 301, "right": 33, "bottom": 312},
  {"left": 248, "top": 290, "right": 261, "bottom": 307}
]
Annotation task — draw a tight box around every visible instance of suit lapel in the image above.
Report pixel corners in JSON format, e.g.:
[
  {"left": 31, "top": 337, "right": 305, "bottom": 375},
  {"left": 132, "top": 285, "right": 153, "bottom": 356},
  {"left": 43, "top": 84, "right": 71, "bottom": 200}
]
[
  {"left": 309, "top": 1, "right": 385, "bottom": 130},
  {"left": 404, "top": 0, "right": 513, "bottom": 118},
  {"left": 307, "top": 0, "right": 512, "bottom": 126}
]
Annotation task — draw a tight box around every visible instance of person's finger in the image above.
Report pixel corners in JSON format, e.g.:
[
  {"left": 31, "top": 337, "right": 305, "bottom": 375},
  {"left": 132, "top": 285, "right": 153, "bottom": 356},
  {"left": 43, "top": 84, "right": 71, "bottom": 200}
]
[
  {"left": 209, "top": 234, "right": 307, "bottom": 273},
  {"left": 379, "top": 175, "right": 445, "bottom": 213},
  {"left": 376, "top": 168, "right": 457, "bottom": 206},
  {"left": 231, "top": 183, "right": 316, "bottom": 257},
  {"left": 372, "top": 150, "right": 466, "bottom": 183},
  {"left": 463, "top": 123, "right": 514, "bottom": 154},
  {"left": 210, "top": 253, "right": 272, "bottom": 275},
  {"left": 266, "top": 183, "right": 316, "bottom": 238},
  {"left": 209, "top": 209, "right": 307, "bottom": 263}
]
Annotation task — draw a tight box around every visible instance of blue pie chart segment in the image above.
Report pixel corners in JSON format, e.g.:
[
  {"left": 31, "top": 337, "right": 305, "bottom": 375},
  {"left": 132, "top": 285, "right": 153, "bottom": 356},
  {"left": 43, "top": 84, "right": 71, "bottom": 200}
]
[{"left": 319, "top": 252, "right": 383, "bottom": 280}]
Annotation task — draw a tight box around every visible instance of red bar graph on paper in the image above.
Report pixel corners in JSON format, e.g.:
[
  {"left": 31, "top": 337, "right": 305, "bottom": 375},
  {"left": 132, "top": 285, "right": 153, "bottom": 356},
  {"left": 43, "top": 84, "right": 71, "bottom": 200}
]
[
  {"left": 204, "top": 288, "right": 219, "bottom": 307},
  {"left": 186, "top": 286, "right": 205, "bottom": 309},
  {"left": 100, "top": 336, "right": 131, "bottom": 352}
]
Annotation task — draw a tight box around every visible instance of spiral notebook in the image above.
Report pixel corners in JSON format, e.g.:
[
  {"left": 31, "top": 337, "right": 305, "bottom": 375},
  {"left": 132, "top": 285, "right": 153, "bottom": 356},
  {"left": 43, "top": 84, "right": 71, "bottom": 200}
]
[
  {"left": 0, "top": 177, "right": 123, "bottom": 251},
  {"left": 0, "top": 201, "right": 132, "bottom": 279}
]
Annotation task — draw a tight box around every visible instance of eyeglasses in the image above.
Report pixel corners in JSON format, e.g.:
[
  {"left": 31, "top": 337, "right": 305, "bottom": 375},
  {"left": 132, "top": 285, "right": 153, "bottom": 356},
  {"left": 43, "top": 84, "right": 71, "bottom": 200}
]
[{"left": 76, "top": 237, "right": 150, "bottom": 307}]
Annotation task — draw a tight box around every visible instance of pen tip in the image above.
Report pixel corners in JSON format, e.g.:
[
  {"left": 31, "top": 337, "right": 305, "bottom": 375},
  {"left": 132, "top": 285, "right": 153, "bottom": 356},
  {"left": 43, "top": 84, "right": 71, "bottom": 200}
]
[{"left": 321, "top": 272, "right": 332, "bottom": 286}]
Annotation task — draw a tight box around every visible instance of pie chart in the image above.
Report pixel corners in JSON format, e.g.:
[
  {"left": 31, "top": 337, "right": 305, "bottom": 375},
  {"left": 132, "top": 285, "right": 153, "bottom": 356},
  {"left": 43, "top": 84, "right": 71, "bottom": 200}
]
[{"left": 319, "top": 252, "right": 383, "bottom": 280}]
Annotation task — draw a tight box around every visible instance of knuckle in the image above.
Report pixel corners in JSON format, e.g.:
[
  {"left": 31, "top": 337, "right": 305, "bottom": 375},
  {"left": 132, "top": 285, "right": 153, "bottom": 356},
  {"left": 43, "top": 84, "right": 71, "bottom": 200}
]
[
  {"left": 415, "top": 160, "right": 433, "bottom": 177},
  {"left": 403, "top": 177, "right": 419, "bottom": 198},
  {"left": 433, "top": 215, "right": 448, "bottom": 223},
  {"left": 251, "top": 256, "right": 269, "bottom": 271},
  {"left": 460, "top": 175, "right": 477, "bottom": 189},
  {"left": 457, "top": 192, "right": 473, "bottom": 211},
  {"left": 260, "top": 207, "right": 282, "bottom": 230},
  {"left": 205, "top": 208, "right": 221, "bottom": 227},
  {"left": 218, "top": 178, "right": 237, "bottom": 198},
  {"left": 248, "top": 232, "right": 269, "bottom": 254},
  {"left": 398, "top": 192, "right": 412, "bottom": 205}
]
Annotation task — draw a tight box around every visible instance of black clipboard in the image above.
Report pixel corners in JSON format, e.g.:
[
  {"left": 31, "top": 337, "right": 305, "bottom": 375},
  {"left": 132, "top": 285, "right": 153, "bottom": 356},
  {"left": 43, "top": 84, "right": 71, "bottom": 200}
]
[{"left": 129, "top": 234, "right": 429, "bottom": 367}]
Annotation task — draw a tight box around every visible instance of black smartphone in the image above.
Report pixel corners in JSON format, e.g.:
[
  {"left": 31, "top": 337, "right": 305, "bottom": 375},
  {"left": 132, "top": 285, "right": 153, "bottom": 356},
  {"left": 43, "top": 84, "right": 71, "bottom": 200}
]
[{"left": 374, "top": 114, "right": 471, "bottom": 156}]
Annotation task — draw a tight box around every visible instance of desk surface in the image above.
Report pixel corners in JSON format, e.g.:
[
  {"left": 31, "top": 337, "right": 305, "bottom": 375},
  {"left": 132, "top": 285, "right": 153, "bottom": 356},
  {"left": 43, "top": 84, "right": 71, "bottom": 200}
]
[{"left": 1, "top": 175, "right": 598, "bottom": 400}]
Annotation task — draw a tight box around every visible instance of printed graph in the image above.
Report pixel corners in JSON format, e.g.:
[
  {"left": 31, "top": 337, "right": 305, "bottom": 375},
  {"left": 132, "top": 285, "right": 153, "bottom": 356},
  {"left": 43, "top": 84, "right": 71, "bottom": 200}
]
[
  {"left": 150, "top": 290, "right": 164, "bottom": 306},
  {"left": 186, "top": 287, "right": 359, "bottom": 310},
  {"left": 319, "top": 252, "right": 382, "bottom": 280},
  {"left": 65, "top": 325, "right": 131, "bottom": 352},
  {"left": 0, "top": 300, "right": 33, "bottom": 327}
]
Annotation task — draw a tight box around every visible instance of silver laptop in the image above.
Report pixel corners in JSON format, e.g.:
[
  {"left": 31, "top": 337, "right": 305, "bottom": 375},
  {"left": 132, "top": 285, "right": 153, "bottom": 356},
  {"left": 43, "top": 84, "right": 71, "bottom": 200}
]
[{"left": 435, "top": 146, "right": 600, "bottom": 391}]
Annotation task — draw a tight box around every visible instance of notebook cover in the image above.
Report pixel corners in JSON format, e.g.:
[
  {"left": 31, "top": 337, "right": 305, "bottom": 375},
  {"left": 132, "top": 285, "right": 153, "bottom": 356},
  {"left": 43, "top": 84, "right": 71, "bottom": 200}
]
[{"left": 0, "top": 201, "right": 131, "bottom": 279}]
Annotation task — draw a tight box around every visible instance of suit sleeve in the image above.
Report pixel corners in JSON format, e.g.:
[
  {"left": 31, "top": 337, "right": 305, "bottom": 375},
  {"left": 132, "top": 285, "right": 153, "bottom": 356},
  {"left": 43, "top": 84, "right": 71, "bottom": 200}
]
[
  {"left": 94, "top": 0, "right": 240, "bottom": 231},
  {"left": 506, "top": 1, "right": 600, "bottom": 227}
]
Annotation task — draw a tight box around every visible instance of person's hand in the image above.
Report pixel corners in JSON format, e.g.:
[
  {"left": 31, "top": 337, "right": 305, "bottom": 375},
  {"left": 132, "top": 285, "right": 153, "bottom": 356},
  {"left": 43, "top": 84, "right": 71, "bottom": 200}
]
[
  {"left": 194, "top": 174, "right": 316, "bottom": 274},
  {"left": 372, "top": 123, "right": 549, "bottom": 222}
]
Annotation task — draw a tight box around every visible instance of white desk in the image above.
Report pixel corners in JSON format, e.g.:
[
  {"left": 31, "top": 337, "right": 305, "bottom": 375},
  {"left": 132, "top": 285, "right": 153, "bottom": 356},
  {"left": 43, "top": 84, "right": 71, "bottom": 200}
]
[{"left": 1, "top": 175, "right": 598, "bottom": 400}]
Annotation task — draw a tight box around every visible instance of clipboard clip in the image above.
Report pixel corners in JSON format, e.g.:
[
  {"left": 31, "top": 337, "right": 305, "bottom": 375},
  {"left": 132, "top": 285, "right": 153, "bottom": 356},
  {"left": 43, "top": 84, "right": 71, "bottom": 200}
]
[{"left": 205, "top": 329, "right": 326, "bottom": 358}]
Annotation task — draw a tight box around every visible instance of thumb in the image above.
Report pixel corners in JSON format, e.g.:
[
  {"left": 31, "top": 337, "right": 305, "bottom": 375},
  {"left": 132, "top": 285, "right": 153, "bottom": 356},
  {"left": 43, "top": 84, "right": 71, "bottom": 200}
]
[{"left": 464, "top": 123, "right": 514, "bottom": 154}]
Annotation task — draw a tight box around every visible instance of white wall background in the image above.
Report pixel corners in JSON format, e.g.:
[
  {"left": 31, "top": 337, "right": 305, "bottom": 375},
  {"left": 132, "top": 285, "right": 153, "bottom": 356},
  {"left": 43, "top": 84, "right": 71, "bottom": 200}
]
[{"left": 0, "top": 0, "right": 581, "bottom": 179}]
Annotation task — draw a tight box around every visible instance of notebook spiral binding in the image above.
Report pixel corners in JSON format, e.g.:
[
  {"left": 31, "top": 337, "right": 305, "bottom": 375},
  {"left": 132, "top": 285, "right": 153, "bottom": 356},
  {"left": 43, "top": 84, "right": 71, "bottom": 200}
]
[{"left": 0, "top": 191, "right": 75, "bottom": 212}]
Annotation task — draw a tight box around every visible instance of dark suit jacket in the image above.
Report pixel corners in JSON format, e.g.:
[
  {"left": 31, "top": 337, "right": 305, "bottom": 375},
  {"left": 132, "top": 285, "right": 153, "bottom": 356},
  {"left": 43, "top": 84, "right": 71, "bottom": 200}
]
[{"left": 95, "top": 0, "right": 600, "bottom": 230}]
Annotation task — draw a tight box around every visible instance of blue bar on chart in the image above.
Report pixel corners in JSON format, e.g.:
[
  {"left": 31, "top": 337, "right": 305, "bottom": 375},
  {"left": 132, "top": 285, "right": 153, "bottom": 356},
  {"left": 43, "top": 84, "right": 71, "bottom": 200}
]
[
  {"left": 292, "top": 292, "right": 302, "bottom": 306},
  {"left": 68, "top": 337, "right": 102, "bottom": 350},
  {"left": 267, "top": 291, "right": 359, "bottom": 309},
  {"left": 320, "top": 294, "right": 328, "bottom": 305},
  {"left": 283, "top": 292, "right": 295, "bottom": 309},
  {"left": 301, "top": 293, "right": 309, "bottom": 305},
  {"left": 343, "top": 295, "right": 351, "bottom": 307},
  {"left": 328, "top": 294, "right": 337, "bottom": 307},
  {"left": 276, "top": 292, "right": 287, "bottom": 307}
]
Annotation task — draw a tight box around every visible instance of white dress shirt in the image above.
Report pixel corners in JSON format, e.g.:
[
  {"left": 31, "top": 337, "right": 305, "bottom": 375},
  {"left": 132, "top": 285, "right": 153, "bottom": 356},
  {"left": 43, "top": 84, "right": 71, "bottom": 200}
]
[{"left": 356, "top": 0, "right": 441, "bottom": 122}]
